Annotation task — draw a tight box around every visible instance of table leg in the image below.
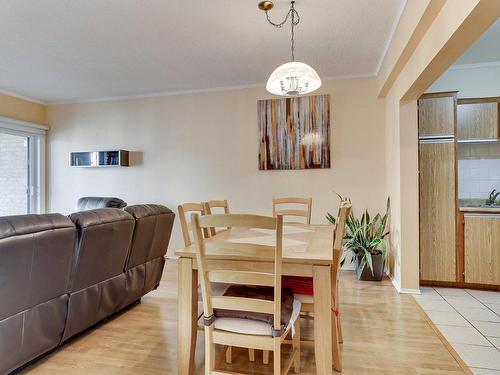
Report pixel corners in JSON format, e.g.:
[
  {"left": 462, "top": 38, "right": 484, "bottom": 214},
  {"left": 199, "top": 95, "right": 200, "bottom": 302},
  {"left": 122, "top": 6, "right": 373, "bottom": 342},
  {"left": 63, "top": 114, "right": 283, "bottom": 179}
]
[
  {"left": 313, "top": 265, "right": 333, "bottom": 374},
  {"left": 178, "top": 257, "right": 198, "bottom": 375}
]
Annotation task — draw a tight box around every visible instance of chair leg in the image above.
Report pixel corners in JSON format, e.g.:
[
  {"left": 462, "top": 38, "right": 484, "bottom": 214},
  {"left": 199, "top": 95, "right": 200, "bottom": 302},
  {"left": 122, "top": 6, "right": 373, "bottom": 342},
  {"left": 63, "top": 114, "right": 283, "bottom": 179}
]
[
  {"left": 292, "top": 319, "right": 301, "bottom": 373},
  {"left": 337, "top": 314, "right": 343, "bottom": 344},
  {"left": 225, "top": 346, "right": 232, "bottom": 364},
  {"left": 273, "top": 338, "right": 281, "bottom": 374},
  {"left": 263, "top": 350, "right": 270, "bottom": 364},
  {"left": 205, "top": 327, "right": 215, "bottom": 374},
  {"left": 331, "top": 312, "right": 342, "bottom": 372},
  {"left": 248, "top": 348, "right": 255, "bottom": 362}
]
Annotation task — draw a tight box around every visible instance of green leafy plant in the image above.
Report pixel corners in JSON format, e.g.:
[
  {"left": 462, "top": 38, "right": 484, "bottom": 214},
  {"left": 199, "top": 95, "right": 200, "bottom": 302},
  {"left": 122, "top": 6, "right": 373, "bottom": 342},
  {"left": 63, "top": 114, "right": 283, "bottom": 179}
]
[{"left": 326, "top": 196, "right": 390, "bottom": 275}]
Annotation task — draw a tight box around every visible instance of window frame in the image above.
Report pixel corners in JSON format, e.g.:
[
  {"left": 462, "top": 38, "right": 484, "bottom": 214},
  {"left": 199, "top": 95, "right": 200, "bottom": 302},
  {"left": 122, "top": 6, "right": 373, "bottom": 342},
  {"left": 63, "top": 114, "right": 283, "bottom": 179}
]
[{"left": 0, "top": 116, "right": 47, "bottom": 214}]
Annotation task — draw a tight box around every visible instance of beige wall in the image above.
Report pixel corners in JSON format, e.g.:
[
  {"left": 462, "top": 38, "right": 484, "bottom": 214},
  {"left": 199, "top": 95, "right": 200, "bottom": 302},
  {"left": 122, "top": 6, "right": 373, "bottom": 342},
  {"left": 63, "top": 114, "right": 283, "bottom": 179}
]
[
  {"left": 0, "top": 92, "right": 46, "bottom": 125},
  {"left": 47, "top": 77, "right": 386, "bottom": 253}
]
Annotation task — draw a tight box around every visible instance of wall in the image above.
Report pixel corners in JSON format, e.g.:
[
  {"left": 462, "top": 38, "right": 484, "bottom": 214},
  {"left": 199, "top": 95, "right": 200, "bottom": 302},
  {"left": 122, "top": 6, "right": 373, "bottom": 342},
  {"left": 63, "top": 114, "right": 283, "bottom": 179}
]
[
  {"left": 377, "top": 0, "right": 499, "bottom": 292},
  {"left": 0, "top": 133, "right": 28, "bottom": 215},
  {"left": 458, "top": 143, "right": 500, "bottom": 200},
  {"left": 0, "top": 92, "right": 46, "bottom": 125},
  {"left": 428, "top": 64, "right": 500, "bottom": 98},
  {"left": 47, "top": 77, "right": 386, "bottom": 253}
]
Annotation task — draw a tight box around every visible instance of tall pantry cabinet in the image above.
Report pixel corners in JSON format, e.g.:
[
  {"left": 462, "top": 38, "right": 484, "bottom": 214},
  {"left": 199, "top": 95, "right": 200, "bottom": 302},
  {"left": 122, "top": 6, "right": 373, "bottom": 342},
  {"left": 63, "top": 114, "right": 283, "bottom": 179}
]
[{"left": 418, "top": 92, "right": 458, "bottom": 283}]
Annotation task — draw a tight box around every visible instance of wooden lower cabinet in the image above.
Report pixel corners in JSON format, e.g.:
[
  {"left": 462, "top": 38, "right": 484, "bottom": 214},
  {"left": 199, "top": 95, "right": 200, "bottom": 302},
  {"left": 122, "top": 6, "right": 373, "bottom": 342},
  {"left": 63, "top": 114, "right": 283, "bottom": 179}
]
[
  {"left": 464, "top": 214, "right": 500, "bottom": 285},
  {"left": 419, "top": 141, "right": 456, "bottom": 282}
]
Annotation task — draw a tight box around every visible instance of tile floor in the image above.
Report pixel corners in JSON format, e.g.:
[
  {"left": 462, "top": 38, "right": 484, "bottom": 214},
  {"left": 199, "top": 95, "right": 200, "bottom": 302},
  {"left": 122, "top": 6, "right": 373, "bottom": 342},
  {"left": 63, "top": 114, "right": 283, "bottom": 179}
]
[{"left": 414, "top": 287, "right": 500, "bottom": 374}]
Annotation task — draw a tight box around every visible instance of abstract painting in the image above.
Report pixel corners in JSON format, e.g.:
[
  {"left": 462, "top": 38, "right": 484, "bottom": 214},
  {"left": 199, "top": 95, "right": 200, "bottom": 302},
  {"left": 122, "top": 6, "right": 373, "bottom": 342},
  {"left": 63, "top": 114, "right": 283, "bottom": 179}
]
[{"left": 258, "top": 94, "right": 330, "bottom": 170}]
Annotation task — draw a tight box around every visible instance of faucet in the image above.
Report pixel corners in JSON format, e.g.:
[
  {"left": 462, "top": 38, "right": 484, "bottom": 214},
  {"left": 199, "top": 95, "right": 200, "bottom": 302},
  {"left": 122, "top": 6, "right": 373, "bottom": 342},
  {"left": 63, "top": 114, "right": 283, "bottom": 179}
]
[{"left": 486, "top": 189, "right": 500, "bottom": 206}]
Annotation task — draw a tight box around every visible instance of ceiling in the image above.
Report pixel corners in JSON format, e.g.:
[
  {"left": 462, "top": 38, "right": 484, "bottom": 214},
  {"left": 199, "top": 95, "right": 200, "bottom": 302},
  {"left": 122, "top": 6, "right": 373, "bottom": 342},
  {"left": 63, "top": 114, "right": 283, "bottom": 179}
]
[
  {"left": 0, "top": 0, "right": 405, "bottom": 104},
  {"left": 454, "top": 19, "right": 500, "bottom": 65}
]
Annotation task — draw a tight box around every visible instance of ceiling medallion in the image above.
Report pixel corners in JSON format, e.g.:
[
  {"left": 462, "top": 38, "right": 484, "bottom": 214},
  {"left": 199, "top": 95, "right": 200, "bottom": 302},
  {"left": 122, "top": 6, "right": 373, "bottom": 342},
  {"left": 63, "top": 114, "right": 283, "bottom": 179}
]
[{"left": 258, "top": 1, "right": 321, "bottom": 97}]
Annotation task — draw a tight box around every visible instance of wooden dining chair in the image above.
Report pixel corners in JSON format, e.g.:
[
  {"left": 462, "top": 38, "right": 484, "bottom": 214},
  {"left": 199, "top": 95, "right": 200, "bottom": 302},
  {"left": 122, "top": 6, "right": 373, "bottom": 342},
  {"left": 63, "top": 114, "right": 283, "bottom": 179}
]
[
  {"left": 272, "top": 197, "right": 312, "bottom": 224},
  {"left": 203, "top": 200, "right": 230, "bottom": 237},
  {"left": 178, "top": 202, "right": 209, "bottom": 247},
  {"left": 191, "top": 213, "right": 301, "bottom": 375},
  {"left": 282, "top": 198, "right": 351, "bottom": 372}
]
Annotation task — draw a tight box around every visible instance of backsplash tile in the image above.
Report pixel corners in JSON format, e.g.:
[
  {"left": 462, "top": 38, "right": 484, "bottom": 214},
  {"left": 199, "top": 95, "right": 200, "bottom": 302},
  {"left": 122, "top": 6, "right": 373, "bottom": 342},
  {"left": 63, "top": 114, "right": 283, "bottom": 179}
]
[{"left": 458, "top": 142, "right": 500, "bottom": 200}]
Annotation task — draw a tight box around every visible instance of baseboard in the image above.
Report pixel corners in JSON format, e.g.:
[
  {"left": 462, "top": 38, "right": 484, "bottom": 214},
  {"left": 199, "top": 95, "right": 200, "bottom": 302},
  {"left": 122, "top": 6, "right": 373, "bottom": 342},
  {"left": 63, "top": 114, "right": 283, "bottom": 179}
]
[
  {"left": 387, "top": 271, "right": 421, "bottom": 295},
  {"left": 341, "top": 263, "right": 356, "bottom": 271}
]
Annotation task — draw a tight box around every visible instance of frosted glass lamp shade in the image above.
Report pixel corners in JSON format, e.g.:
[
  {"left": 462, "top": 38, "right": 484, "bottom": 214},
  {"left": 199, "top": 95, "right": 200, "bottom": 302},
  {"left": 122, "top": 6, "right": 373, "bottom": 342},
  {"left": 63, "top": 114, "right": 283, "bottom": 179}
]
[{"left": 266, "top": 61, "right": 321, "bottom": 96}]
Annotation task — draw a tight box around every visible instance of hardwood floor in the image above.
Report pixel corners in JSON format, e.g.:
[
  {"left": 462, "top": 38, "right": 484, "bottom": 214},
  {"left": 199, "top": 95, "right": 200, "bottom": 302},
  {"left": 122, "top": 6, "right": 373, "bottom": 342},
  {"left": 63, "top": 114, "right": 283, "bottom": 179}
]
[{"left": 20, "top": 259, "right": 466, "bottom": 374}]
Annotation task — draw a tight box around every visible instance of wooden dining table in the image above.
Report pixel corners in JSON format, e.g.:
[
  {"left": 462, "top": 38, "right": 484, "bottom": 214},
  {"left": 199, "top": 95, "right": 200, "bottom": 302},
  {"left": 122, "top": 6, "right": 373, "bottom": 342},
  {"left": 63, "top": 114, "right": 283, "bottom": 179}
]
[{"left": 176, "top": 222, "right": 335, "bottom": 375}]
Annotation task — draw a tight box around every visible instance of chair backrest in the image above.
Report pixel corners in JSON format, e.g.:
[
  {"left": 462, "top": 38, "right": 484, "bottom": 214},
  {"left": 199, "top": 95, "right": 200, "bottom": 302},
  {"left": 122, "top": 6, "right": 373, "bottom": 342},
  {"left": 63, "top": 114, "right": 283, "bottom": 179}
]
[
  {"left": 192, "top": 213, "right": 284, "bottom": 332},
  {"left": 332, "top": 199, "right": 352, "bottom": 284},
  {"left": 178, "top": 202, "right": 207, "bottom": 247},
  {"left": 77, "top": 196, "right": 127, "bottom": 211},
  {"left": 203, "top": 200, "right": 230, "bottom": 236},
  {"left": 272, "top": 197, "right": 312, "bottom": 224}
]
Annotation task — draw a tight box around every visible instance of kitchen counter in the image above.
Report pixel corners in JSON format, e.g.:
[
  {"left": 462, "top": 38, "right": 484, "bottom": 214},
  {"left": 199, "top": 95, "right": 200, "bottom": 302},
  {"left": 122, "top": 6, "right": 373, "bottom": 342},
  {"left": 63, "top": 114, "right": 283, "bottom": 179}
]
[{"left": 459, "top": 206, "right": 500, "bottom": 213}]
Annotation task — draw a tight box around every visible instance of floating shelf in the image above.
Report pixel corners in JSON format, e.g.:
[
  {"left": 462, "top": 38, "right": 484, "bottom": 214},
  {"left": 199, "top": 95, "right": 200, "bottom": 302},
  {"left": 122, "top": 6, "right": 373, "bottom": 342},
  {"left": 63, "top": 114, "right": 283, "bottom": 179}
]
[{"left": 70, "top": 150, "right": 129, "bottom": 167}]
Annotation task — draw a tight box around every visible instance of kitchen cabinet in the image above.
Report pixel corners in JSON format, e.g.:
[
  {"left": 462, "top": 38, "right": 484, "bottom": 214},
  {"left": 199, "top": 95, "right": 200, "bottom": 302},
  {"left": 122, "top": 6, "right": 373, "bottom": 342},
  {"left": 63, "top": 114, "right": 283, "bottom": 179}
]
[
  {"left": 457, "top": 102, "right": 499, "bottom": 140},
  {"left": 419, "top": 140, "right": 457, "bottom": 282},
  {"left": 464, "top": 214, "right": 500, "bottom": 285},
  {"left": 418, "top": 93, "right": 456, "bottom": 137}
]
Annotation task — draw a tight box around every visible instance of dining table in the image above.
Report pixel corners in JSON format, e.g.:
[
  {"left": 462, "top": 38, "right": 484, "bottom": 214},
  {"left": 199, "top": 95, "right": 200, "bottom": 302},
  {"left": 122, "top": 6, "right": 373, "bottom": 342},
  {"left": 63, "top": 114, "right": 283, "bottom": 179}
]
[{"left": 176, "top": 222, "right": 336, "bottom": 375}]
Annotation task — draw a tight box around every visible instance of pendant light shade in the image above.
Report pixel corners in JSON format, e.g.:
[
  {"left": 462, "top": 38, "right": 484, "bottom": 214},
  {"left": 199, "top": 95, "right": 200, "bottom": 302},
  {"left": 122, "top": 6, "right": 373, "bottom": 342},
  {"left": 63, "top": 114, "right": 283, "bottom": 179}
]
[
  {"left": 259, "top": 1, "right": 322, "bottom": 97},
  {"left": 266, "top": 61, "right": 321, "bottom": 96}
]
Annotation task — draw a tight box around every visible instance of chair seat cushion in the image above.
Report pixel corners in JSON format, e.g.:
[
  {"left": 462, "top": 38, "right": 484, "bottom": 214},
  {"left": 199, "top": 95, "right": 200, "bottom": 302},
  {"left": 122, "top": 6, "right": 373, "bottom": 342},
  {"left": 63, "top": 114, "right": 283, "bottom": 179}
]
[
  {"left": 282, "top": 276, "right": 314, "bottom": 296},
  {"left": 213, "top": 299, "right": 301, "bottom": 337},
  {"left": 215, "top": 285, "right": 295, "bottom": 325}
]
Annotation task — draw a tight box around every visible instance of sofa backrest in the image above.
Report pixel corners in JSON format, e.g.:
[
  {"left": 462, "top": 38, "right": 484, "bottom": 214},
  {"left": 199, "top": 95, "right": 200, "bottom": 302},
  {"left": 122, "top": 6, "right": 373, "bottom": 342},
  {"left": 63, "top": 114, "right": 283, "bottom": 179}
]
[
  {"left": 0, "top": 214, "right": 75, "bottom": 321},
  {"left": 68, "top": 208, "right": 135, "bottom": 292},
  {"left": 124, "top": 204, "right": 175, "bottom": 269},
  {"left": 76, "top": 197, "right": 127, "bottom": 211}
]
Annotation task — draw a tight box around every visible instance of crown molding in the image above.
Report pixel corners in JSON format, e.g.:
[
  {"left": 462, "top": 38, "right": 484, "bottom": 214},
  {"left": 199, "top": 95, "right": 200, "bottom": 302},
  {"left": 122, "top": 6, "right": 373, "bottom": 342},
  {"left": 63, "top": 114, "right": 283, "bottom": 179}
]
[
  {"left": 0, "top": 88, "right": 46, "bottom": 105},
  {"left": 448, "top": 61, "right": 500, "bottom": 71},
  {"left": 48, "top": 74, "right": 376, "bottom": 105}
]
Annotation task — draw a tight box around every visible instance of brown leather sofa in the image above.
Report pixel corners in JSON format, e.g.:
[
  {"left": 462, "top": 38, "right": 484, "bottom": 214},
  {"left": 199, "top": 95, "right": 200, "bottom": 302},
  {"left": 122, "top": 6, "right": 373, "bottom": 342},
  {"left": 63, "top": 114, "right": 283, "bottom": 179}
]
[{"left": 0, "top": 204, "right": 174, "bottom": 375}]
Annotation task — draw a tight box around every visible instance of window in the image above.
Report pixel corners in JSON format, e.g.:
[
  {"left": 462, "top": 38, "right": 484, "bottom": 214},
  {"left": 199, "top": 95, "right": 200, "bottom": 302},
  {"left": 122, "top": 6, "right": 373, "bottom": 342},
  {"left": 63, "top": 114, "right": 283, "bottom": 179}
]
[{"left": 0, "top": 117, "right": 46, "bottom": 215}]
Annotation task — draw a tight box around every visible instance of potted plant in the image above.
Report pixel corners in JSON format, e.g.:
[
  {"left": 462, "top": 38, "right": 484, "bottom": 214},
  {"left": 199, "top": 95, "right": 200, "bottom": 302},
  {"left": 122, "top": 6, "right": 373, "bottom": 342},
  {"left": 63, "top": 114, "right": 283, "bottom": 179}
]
[{"left": 327, "top": 196, "right": 390, "bottom": 281}]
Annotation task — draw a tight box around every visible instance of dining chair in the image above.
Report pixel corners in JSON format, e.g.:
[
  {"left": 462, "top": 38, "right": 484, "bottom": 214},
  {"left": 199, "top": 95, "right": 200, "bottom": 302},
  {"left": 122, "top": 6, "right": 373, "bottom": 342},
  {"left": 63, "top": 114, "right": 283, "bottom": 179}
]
[
  {"left": 191, "top": 213, "right": 301, "bottom": 375},
  {"left": 272, "top": 197, "right": 312, "bottom": 224},
  {"left": 178, "top": 202, "right": 208, "bottom": 247},
  {"left": 180, "top": 201, "right": 255, "bottom": 364},
  {"left": 203, "top": 200, "right": 230, "bottom": 237},
  {"left": 282, "top": 198, "right": 351, "bottom": 372}
]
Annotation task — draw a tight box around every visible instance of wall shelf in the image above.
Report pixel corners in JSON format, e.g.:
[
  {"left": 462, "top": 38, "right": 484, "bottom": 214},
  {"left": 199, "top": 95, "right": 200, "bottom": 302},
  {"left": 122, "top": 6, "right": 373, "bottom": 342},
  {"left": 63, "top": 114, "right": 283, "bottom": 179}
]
[{"left": 70, "top": 150, "right": 129, "bottom": 167}]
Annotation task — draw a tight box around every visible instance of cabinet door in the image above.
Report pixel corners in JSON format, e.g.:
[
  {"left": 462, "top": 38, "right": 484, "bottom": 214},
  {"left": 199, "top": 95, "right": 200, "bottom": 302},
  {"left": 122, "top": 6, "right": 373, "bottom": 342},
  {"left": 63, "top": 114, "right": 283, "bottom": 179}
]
[
  {"left": 418, "top": 95, "right": 456, "bottom": 137},
  {"left": 458, "top": 103, "right": 499, "bottom": 140},
  {"left": 465, "top": 215, "right": 500, "bottom": 285},
  {"left": 419, "top": 141, "right": 456, "bottom": 282}
]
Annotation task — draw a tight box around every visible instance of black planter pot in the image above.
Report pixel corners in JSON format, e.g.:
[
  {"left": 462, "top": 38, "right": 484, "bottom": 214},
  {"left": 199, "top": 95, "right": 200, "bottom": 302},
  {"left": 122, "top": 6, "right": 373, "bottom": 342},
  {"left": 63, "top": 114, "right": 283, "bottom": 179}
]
[{"left": 354, "top": 253, "right": 385, "bottom": 281}]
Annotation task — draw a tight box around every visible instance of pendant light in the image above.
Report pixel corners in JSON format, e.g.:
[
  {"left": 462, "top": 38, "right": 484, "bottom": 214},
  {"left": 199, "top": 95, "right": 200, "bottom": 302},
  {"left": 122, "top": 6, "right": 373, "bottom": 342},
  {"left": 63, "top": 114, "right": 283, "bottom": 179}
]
[{"left": 259, "top": 0, "right": 321, "bottom": 97}]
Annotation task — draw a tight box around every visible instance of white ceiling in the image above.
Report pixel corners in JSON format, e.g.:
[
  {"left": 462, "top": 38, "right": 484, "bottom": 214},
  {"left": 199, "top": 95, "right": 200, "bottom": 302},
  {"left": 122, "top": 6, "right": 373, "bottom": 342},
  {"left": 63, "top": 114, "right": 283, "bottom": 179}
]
[
  {"left": 0, "top": 0, "right": 405, "bottom": 104},
  {"left": 454, "top": 19, "right": 500, "bottom": 65}
]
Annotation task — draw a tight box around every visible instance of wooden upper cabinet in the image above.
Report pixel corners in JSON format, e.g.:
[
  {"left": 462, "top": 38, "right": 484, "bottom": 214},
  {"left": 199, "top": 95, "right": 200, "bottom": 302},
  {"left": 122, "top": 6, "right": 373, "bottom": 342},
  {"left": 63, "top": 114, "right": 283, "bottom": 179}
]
[
  {"left": 418, "top": 93, "right": 457, "bottom": 137},
  {"left": 464, "top": 215, "right": 500, "bottom": 285},
  {"left": 419, "top": 140, "right": 456, "bottom": 282},
  {"left": 457, "top": 102, "right": 499, "bottom": 140}
]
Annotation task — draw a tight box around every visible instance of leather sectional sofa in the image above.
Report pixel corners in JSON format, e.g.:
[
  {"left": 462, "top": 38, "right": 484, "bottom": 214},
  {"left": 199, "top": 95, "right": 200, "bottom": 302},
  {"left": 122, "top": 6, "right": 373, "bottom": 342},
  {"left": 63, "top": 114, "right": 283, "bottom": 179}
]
[{"left": 0, "top": 204, "right": 175, "bottom": 375}]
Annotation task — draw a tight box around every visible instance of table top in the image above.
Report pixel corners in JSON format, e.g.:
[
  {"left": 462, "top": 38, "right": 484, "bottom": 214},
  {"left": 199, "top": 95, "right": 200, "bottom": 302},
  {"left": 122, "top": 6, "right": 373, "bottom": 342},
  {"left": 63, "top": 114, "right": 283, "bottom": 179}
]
[{"left": 175, "top": 223, "right": 335, "bottom": 265}]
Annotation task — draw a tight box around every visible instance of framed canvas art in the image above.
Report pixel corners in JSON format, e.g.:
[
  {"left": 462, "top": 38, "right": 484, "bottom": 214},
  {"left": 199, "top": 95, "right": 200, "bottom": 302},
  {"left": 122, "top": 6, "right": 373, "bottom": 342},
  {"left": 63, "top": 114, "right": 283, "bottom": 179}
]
[{"left": 258, "top": 94, "right": 330, "bottom": 170}]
